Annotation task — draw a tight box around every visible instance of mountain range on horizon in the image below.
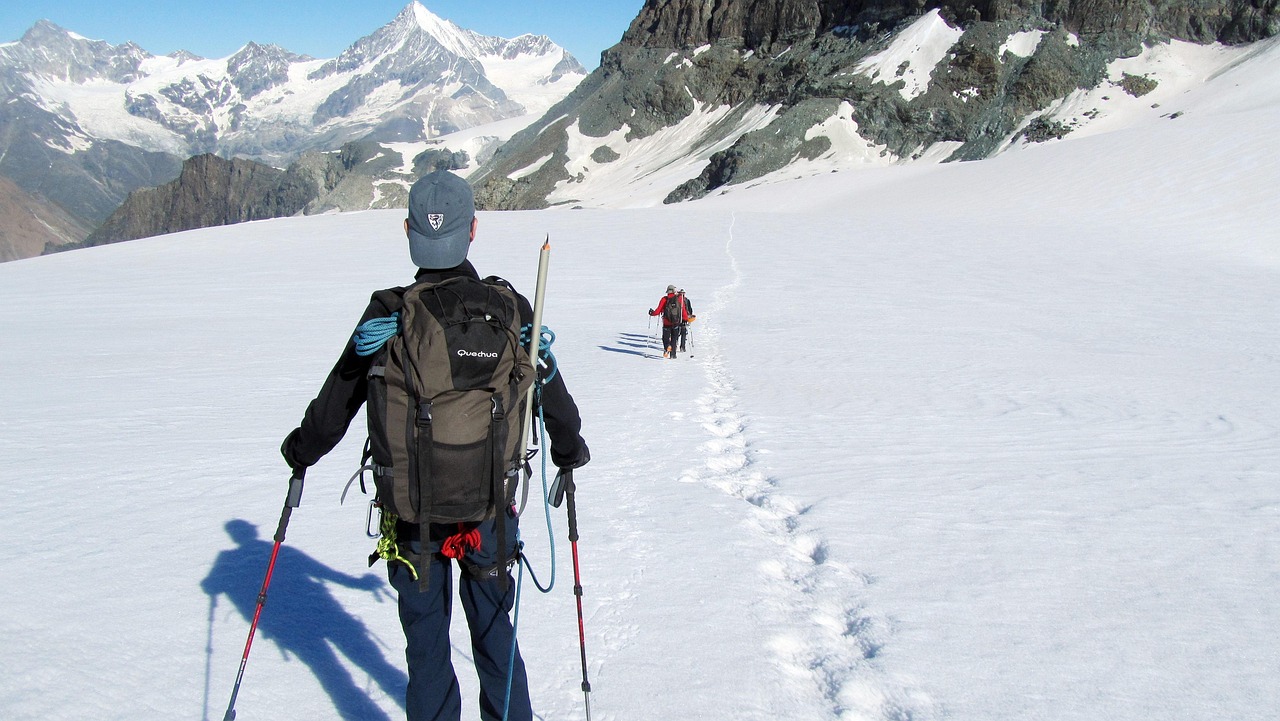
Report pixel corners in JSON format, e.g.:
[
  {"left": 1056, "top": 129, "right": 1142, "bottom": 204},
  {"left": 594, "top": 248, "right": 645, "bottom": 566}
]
[{"left": 0, "top": 1, "right": 586, "bottom": 261}]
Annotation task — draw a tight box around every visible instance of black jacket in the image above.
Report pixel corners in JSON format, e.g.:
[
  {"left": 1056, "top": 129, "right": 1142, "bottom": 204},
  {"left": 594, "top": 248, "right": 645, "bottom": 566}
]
[{"left": 282, "top": 260, "right": 589, "bottom": 473}]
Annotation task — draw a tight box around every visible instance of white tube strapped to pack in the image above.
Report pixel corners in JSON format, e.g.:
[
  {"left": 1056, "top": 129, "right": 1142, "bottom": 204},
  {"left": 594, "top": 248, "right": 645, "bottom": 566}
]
[{"left": 516, "top": 236, "right": 550, "bottom": 512}]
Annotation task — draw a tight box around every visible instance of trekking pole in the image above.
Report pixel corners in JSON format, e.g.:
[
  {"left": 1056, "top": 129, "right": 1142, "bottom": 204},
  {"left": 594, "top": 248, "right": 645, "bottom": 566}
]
[
  {"left": 550, "top": 469, "right": 592, "bottom": 720},
  {"left": 221, "top": 471, "right": 306, "bottom": 721}
]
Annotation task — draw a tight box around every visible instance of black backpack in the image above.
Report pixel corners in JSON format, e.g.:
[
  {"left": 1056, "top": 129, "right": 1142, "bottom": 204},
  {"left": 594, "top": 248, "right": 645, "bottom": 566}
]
[
  {"left": 663, "top": 293, "right": 683, "bottom": 324},
  {"left": 363, "top": 275, "right": 534, "bottom": 585}
]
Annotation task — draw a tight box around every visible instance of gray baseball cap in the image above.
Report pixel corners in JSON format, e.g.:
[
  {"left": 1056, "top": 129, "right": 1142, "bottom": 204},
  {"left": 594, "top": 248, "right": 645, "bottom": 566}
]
[{"left": 406, "top": 170, "right": 475, "bottom": 269}]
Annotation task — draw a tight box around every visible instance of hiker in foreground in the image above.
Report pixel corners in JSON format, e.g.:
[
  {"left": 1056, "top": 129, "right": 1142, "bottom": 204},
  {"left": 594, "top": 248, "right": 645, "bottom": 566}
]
[
  {"left": 648, "top": 285, "right": 695, "bottom": 358},
  {"left": 280, "top": 169, "right": 591, "bottom": 721}
]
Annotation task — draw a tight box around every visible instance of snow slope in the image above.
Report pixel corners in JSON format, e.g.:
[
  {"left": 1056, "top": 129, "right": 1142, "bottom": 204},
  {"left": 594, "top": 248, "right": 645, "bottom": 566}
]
[
  {"left": 0, "top": 47, "right": 1278, "bottom": 721},
  {"left": 502, "top": 23, "right": 1280, "bottom": 210},
  {"left": 855, "top": 10, "right": 966, "bottom": 100}
]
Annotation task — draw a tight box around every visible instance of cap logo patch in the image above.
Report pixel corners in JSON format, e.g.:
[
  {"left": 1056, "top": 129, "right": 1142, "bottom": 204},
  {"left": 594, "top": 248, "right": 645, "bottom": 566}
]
[{"left": 428, "top": 213, "right": 444, "bottom": 231}]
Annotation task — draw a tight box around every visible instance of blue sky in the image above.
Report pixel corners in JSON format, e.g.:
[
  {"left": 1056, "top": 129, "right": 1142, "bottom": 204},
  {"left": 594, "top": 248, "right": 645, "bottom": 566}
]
[{"left": 0, "top": 1, "right": 645, "bottom": 69}]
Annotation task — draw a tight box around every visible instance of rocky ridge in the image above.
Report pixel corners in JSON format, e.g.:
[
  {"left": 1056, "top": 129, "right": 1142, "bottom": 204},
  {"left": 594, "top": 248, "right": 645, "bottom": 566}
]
[
  {"left": 471, "top": 0, "right": 1279, "bottom": 208},
  {"left": 81, "top": 155, "right": 314, "bottom": 247},
  {"left": 78, "top": 140, "right": 474, "bottom": 248}
]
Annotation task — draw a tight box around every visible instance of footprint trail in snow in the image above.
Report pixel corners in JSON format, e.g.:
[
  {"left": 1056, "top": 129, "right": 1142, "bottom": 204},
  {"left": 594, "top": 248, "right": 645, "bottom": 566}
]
[{"left": 677, "top": 214, "right": 939, "bottom": 721}]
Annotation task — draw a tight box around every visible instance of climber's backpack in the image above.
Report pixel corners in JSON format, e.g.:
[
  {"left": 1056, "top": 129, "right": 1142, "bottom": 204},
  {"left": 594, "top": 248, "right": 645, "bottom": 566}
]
[
  {"left": 364, "top": 275, "right": 534, "bottom": 584},
  {"left": 663, "top": 293, "right": 684, "bottom": 324}
]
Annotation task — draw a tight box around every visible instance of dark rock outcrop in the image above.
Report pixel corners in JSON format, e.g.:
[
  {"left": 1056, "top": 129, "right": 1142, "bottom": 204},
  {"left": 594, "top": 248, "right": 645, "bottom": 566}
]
[
  {"left": 624, "top": 0, "right": 1279, "bottom": 49},
  {"left": 82, "top": 154, "right": 315, "bottom": 246},
  {"left": 76, "top": 137, "right": 456, "bottom": 247}
]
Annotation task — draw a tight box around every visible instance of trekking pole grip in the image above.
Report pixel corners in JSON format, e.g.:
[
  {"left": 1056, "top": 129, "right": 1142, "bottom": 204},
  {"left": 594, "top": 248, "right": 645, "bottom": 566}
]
[
  {"left": 562, "top": 470, "right": 580, "bottom": 542},
  {"left": 274, "top": 470, "right": 306, "bottom": 543},
  {"left": 286, "top": 471, "right": 306, "bottom": 508}
]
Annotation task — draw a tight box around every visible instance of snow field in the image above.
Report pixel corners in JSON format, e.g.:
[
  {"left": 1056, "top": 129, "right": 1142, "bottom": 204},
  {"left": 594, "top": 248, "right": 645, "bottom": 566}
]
[{"left": 1, "top": 54, "right": 1278, "bottom": 721}]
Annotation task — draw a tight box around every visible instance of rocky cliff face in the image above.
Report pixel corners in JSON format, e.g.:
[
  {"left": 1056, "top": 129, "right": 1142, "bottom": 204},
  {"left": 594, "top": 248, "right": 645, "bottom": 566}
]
[
  {"left": 78, "top": 140, "right": 472, "bottom": 248},
  {"left": 81, "top": 155, "right": 315, "bottom": 247},
  {"left": 624, "top": 0, "right": 1278, "bottom": 48},
  {"left": 472, "top": 0, "right": 1278, "bottom": 208}
]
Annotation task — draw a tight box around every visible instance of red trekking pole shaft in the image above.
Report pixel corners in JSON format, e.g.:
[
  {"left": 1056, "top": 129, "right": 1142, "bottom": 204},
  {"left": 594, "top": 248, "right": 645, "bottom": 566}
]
[
  {"left": 221, "top": 472, "right": 306, "bottom": 721},
  {"left": 561, "top": 470, "right": 593, "bottom": 720}
]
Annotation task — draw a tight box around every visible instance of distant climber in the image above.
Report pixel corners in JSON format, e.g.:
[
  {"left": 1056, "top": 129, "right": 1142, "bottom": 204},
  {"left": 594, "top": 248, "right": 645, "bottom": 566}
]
[{"left": 649, "top": 285, "right": 695, "bottom": 359}]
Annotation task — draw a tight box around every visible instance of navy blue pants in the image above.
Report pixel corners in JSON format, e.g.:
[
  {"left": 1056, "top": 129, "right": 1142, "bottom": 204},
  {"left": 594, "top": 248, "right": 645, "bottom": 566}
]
[
  {"left": 662, "top": 325, "right": 679, "bottom": 356},
  {"left": 387, "top": 514, "right": 531, "bottom": 721}
]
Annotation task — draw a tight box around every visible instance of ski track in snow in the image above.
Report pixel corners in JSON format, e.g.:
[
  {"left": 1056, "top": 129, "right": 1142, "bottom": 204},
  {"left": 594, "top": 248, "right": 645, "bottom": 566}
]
[{"left": 676, "top": 215, "right": 937, "bottom": 721}]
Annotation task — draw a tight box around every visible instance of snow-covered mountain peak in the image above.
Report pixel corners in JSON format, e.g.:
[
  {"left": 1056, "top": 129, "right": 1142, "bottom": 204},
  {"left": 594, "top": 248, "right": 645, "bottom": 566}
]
[
  {"left": 225, "top": 42, "right": 309, "bottom": 100},
  {"left": 3, "top": 20, "right": 152, "bottom": 83},
  {"left": 2, "top": 6, "right": 585, "bottom": 164},
  {"left": 408, "top": 2, "right": 480, "bottom": 58},
  {"left": 310, "top": 3, "right": 489, "bottom": 80}
]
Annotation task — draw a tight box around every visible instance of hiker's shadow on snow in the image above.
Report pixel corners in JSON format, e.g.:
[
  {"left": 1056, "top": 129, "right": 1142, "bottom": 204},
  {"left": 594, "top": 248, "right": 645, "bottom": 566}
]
[
  {"left": 600, "top": 332, "right": 662, "bottom": 359},
  {"left": 202, "top": 519, "right": 405, "bottom": 720}
]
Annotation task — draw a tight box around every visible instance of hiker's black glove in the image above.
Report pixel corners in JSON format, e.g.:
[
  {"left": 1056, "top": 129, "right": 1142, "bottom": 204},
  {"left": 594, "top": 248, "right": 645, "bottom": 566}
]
[
  {"left": 280, "top": 428, "right": 309, "bottom": 477},
  {"left": 554, "top": 442, "right": 590, "bottom": 470}
]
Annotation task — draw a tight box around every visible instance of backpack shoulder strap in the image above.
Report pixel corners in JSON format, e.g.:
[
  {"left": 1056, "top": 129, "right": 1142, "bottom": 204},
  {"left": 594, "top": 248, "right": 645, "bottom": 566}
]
[
  {"left": 370, "top": 286, "right": 406, "bottom": 312},
  {"left": 482, "top": 275, "right": 519, "bottom": 293}
]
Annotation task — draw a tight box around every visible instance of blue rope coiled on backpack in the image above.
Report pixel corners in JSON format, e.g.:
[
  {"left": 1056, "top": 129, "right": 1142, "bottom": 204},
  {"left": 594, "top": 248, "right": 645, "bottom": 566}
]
[
  {"left": 353, "top": 313, "right": 399, "bottom": 356},
  {"left": 520, "top": 324, "right": 558, "bottom": 382}
]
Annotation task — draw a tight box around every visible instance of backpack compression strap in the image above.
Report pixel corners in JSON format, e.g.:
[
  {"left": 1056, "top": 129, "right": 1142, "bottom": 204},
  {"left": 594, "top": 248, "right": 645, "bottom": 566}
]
[
  {"left": 412, "top": 398, "right": 434, "bottom": 591},
  {"left": 491, "top": 394, "right": 510, "bottom": 593}
]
